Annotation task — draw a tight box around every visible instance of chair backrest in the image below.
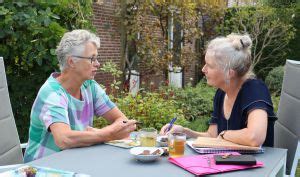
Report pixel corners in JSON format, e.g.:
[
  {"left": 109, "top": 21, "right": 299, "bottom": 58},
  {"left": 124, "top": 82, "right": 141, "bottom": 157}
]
[
  {"left": 0, "top": 57, "right": 23, "bottom": 165},
  {"left": 274, "top": 59, "right": 300, "bottom": 176}
]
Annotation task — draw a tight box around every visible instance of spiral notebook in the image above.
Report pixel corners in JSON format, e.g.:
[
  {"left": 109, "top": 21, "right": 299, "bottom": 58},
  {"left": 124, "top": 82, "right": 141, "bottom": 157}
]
[
  {"left": 187, "top": 139, "right": 264, "bottom": 154},
  {"left": 168, "top": 152, "right": 263, "bottom": 176}
]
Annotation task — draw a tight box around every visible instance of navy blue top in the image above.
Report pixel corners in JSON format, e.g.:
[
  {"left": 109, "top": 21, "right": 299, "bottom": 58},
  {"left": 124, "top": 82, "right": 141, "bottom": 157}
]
[{"left": 209, "top": 79, "right": 277, "bottom": 147}]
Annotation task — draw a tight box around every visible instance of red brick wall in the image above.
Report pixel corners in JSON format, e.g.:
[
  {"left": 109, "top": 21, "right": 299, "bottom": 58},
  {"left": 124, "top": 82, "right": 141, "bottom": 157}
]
[{"left": 92, "top": 1, "right": 121, "bottom": 89}]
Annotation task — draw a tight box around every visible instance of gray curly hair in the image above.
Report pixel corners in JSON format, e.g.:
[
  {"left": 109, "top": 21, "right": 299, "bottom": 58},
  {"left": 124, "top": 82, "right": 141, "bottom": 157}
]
[
  {"left": 206, "top": 33, "right": 254, "bottom": 79},
  {"left": 55, "top": 29, "right": 100, "bottom": 71}
]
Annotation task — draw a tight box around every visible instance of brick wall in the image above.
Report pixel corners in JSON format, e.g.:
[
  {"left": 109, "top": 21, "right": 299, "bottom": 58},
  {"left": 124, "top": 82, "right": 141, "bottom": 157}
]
[
  {"left": 92, "top": 1, "right": 196, "bottom": 90},
  {"left": 92, "top": 1, "right": 121, "bottom": 89}
]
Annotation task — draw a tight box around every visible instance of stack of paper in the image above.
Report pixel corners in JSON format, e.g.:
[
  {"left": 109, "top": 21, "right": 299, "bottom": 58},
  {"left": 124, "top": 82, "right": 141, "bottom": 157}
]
[
  {"left": 187, "top": 137, "right": 264, "bottom": 154},
  {"left": 105, "top": 139, "right": 140, "bottom": 148}
]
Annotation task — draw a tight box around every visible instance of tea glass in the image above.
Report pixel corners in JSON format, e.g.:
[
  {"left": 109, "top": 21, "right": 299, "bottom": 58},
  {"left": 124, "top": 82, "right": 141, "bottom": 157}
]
[
  {"left": 139, "top": 128, "right": 157, "bottom": 147},
  {"left": 168, "top": 132, "right": 186, "bottom": 157}
]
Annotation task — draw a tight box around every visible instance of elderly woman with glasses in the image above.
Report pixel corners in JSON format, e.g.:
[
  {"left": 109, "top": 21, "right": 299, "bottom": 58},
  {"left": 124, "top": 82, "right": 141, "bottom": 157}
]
[
  {"left": 24, "top": 29, "right": 137, "bottom": 162},
  {"left": 160, "top": 33, "right": 277, "bottom": 147}
]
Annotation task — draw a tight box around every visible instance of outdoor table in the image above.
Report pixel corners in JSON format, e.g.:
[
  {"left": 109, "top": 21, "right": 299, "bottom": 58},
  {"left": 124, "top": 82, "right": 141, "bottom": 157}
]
[{"left": 26, "top": 144, "right": 287, "bottom": 177}]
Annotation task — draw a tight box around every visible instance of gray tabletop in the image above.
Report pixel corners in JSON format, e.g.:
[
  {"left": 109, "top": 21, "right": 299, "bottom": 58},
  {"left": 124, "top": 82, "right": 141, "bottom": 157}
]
[{"left": 26, "top": 144, "right": 287, "bottom": 177}]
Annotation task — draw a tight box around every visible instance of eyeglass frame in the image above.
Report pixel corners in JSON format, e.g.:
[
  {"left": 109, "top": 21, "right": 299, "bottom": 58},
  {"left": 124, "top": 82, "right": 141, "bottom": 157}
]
[{"left": 71, "top": 55, "right": 100, "bottom": 64}]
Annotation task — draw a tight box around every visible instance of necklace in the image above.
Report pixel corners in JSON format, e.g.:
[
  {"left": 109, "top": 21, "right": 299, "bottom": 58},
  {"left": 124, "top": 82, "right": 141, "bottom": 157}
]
[{"left": 227, "top": 119, "right": 229, "bottom": 131}]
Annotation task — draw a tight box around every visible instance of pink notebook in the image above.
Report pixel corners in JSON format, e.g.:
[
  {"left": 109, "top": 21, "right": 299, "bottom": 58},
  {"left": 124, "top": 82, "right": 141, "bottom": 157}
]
[{"left": 168, "top": 152, "right": 263, "bottom": 176}]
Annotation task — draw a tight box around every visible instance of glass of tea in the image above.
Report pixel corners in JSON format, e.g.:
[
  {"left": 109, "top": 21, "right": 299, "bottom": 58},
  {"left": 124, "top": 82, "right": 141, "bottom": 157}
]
[
  {"left": 139, "top": 128, "right": 157, "bottom": 147},
  {"left": 168, "top": 132, "right": 186, "bottom": 157}
]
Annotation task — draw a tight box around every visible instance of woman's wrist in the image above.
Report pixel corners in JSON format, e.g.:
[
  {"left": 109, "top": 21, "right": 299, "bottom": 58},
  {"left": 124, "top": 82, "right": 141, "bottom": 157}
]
[
  {"left": 182, "top": 127, "right": 190, "bottom": 137},
  {"left": 219, "top": 130, "right": 227, "bottom": 139}
]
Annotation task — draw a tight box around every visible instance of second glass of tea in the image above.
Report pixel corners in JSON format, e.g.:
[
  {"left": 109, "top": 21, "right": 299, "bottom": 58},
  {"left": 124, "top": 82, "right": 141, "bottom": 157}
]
[
  {"left": 139, "top": 128, "right": 157, "bottom": 147},
  {"left": 168, "top": 132, "right": 186, "bottom": 157}
]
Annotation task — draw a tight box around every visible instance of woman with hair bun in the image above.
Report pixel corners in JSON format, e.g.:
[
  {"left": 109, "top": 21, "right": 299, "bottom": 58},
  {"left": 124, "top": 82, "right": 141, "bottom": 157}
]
[{"left": 161, "top": 33, "right": 276, "bottom": 147}]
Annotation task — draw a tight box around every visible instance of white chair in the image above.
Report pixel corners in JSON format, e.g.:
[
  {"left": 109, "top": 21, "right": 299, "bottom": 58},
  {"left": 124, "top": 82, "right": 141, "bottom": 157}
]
[
  {"left": 274, "top": 60, "right": 300, "bottom": 177},
  {"left": 0, "top": 57, "right": 24, "bottom": 168}
]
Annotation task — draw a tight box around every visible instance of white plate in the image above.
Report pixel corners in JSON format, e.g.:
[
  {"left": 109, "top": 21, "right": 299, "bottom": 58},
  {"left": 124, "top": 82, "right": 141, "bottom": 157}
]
[
  {"left": 156, "top": 135, "right": 168, "bottom": 147},
  {"left": 130, "top": 147, "right": 163, "bottom": 162}
]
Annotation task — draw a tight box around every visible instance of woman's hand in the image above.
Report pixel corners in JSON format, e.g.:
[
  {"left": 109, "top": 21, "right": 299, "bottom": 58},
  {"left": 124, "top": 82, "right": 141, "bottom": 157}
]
[
  {"left": 159, "top": 124, "right": 184, "bottom": 135},
  {"left": 109, "top": 119, "right": 137, "bottom": 140}
]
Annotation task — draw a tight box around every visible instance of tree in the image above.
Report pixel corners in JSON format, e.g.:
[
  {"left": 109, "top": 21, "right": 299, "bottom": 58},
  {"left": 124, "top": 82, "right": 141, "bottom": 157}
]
[
  {"left": 218, "top": 5, "right": 296, "bottom": 78},
  {"left": 118, "top": 0, "right": 226, "bottom": 86}
]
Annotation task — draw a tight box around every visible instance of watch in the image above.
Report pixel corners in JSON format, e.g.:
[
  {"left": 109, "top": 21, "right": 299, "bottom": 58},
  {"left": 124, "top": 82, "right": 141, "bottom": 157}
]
[{"left": 219, "top": 131, "right": 226, "bottom": 139}]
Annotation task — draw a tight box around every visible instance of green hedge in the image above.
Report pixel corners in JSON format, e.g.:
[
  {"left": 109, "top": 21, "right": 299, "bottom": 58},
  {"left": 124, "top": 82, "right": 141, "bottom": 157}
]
[
  {"left": 94, "top": 92, "right": 189, "bottom": 131},
  {"left": 94, "top": 81, "right": 216, "bottom": 132},
  {"left": 265, "top": 66, "right": 284, "bottom": 96},
  {"left": 0, "top": 1, "right": 94, "bottom": 142},
  {"left": 172, "top": 82, "right": 215, "bottom": 121}
]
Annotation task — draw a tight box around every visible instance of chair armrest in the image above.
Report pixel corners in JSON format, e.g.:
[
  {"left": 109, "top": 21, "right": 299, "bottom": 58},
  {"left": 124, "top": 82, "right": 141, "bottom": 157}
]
[{"left": 20, "top": 143, "right": 27, "bottom": 149}]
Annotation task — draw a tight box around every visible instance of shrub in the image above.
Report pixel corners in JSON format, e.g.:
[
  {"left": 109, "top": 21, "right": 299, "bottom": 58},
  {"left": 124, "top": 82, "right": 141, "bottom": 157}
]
[
  {"left": 271, "top": 94, "right": 280, "bottom": 113},
  {"left": 173, "top": 81, "right": 215, "bottom": 131},
  {"left": 187, "top": 118, "right": 210, "bottom": 132},
  {"left": 94, "top": 92, "right": 188, "bottom": 131},
  {"left": 94, "top": 79, "right": 216, "bottom": 133},
  {"left": 161, "top": 81, "right": 215, "bottom": 122},
  {"left": 265, "top": 66, "right": 284, "bottom": 96},
  {"left": 157, "top": 80, "right": 215, "bottom": 132}
]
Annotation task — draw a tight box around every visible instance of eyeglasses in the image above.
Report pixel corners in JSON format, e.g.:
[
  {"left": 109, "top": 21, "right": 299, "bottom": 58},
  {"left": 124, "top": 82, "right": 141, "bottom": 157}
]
[{"left": 72, "top": 55, "right": 100, "bottom": 64}]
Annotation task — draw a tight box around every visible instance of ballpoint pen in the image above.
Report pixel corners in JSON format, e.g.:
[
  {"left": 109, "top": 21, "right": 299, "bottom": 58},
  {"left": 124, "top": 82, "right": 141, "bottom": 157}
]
[
  {"left": 123, "top": 120, "right": 143, "bottom": 125},
  {"left": 164, "top": 117, "right": 177, "bottom": 133}
]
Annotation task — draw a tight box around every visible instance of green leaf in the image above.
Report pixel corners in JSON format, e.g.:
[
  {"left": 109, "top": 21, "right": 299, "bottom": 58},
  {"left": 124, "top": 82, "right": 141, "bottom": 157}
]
[
  {"left": 51, "top": 14, "right": 60, "bottom": 19},
  {"left": 50, "top": 49, "right": 56, "bottom": 55},
  {"left": 0, "top": 6, "right": 9, "bottom": 15}
]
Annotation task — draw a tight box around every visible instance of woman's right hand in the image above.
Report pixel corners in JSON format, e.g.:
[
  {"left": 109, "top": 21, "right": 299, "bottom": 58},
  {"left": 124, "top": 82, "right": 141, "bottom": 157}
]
[
  {"left": 159, "top": 124, "right": 184, "bottom": 135},
  {"left": 110, "top": 119, "right": 137, "bottom": 140}
]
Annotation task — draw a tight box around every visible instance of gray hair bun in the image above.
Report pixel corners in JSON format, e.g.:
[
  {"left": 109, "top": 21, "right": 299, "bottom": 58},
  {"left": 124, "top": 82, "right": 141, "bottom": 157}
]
[{"left": 227, "top": 33, "right": 252, "bottom": 51}]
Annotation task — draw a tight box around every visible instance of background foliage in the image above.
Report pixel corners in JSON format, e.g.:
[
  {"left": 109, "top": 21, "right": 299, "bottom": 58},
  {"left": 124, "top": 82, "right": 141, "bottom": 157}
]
[
  {"left": 0, "top": 1, "right": 94, "bottom": 142},
  {"left": 287, "top": 4, "right": 300, "bottom": 61},
  {"left": 265, "top": 66, "right": 284, "bottom": 96},
  {"left": 217, "top": 5, "right": 296, "bottom": 79},
  {"left": 93, "top": 83, "right": 215, "bottom": 133},
  {"left": 94, "top": 62, "right": 214, "bottom": 133},
  {"left": 94, "top": 91, "right": 189, "bottom": 131},
  {"left": 118, "top": 1, "right": 202, "bottom": 76},
  {"left": 171, "top": 81, "right": 215, "bottom": 131}
]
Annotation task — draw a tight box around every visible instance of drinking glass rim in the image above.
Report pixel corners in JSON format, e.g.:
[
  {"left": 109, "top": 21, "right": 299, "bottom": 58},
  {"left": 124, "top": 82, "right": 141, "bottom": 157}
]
[
  {"left": 140, "top": 127, "right": 157, "bottom": 132},
  {"left": 170, "top": 132, "right": 186, "bottom": 136}
]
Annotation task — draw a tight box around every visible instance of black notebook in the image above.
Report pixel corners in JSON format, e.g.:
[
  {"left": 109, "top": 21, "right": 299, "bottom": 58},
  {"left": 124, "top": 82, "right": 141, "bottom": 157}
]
[{"left": 214, "top": 155, "right": 257, "bottom": 165}]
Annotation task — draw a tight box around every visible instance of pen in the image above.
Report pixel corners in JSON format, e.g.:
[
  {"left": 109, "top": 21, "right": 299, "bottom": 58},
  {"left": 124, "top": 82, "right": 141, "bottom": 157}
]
[
  {"left": 123, "top": 120, "right": 143, "bottom": 125},
  {"left": 164, "top": 117, "right": 177, "bottom": 133}
]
